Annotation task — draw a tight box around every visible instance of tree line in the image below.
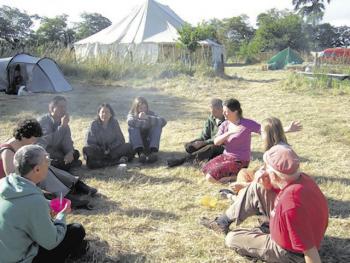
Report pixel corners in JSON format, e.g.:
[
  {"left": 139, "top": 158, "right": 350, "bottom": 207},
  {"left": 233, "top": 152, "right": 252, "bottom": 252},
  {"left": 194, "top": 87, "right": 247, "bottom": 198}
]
[{"left": 1, "top": 0, "right": 349, "bottom": 61}]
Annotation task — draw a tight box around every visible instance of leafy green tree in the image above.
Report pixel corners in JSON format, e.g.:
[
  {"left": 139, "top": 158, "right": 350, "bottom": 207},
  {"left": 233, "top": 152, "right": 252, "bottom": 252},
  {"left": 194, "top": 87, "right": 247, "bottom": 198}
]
[
  {"left": 315, "top": 23, "right": 338, "bottom": 49},
  {"left": 335, "top": 26, "right": 350, "bottom": 47},
  {"left": 177, "top": 23, "right": 200, "bottom": 53},
  {"left": 0, "top": 5, "right": 34, "bottom": 46},
  {"left": 36, "top": 14, "right": 74, "bottom": 47},
  {"left": 215, "top": 15, "right": 255, "bottom": 58},
  {"left": 252, "top": 9, "right": 307, "bottom": 52},
  {"left": 74, "top": 12, "right": 112, "bottom": 41},
  {"left": 178, "top": 22, "right": 217, "bottom": 53},
  {"left": 292, "top": 0, "right": 331, "bottom": 26}
]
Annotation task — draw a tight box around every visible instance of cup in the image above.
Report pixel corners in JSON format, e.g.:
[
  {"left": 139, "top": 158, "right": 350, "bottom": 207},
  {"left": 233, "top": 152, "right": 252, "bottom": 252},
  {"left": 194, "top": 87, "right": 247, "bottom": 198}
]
[
  {"left": 200, "top": 195, "right": 218, "bottom": 208},
  {"left": 50, "top": 197, "right": 71, "bottom": 214}
]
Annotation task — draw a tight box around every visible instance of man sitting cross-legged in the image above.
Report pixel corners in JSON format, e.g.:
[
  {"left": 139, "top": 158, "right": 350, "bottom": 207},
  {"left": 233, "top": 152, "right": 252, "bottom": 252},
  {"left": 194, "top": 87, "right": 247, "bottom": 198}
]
[
  {"left": 201, "top": 144, "right": 328, "bottom": 263},
  {"left": 0, "top": 145, "right": 88, "bottom": 263},
  {"left": 38, "top": 96, "right": 82, "bottom": 172},
  {"left": 167, "top": 98, "right": 225, "bottom": 167}
]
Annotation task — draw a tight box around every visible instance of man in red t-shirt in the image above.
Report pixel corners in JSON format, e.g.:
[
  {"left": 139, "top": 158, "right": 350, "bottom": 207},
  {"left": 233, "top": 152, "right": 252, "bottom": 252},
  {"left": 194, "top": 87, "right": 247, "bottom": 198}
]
[{"left": 201, "top": 145, "right": 328, "bottom": 263}]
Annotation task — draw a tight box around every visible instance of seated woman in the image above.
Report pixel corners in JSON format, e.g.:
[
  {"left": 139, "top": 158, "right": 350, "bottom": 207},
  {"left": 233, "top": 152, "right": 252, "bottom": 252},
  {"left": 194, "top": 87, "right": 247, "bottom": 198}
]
[
  {"left": 229, "top": 117, "right": 299, "bottom": 193},
  {"left": 127, "top": 97, "right": 167, "bottom": 163},
  {"left": 83, "top": 103, "right": 134, "bottom": 169},
  {"left": 0, "top": 119, "right": 97, "bottom": 208},
  {"left": 203, "top": 99, "right": 301, "bottom": 184},
  {"left": 202, "top": 98, "right": 260, "bottom": 184}
]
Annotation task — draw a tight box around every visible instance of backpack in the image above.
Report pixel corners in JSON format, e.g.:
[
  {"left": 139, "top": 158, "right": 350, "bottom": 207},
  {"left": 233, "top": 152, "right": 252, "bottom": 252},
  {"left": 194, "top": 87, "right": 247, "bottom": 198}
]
[{"left": 0, "top": 144, "right": 15, "bottom": 179}]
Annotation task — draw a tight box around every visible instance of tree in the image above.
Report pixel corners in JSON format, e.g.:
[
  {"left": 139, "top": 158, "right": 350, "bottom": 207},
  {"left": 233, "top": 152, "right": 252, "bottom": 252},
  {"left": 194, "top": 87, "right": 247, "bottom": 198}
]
[
  {"left": 0, "top": 5, "right": 34, "bottom": 47},
  {"left": 36, "top": 14, "right": 74, "bottom": 47},
  {"left": 74, "top": 12, "right": 112, "bottom": 41},
  {"left": 335, "top": 26, "right": 350, "bottom": 47},
  {"left": 177, "top": 23, "right": 200, "bottom": 53},
  {"left": 177, "top": 22, "right": 217, "bottom": 53},
  {"left": 292, "top": 0, "right": 331, "bottom": 24},
  {"left": 252, "top": 9, "right": 308, "bottom": 52},
  {"left": 215, "top": 15, "right": 255, "bottom": 58}
]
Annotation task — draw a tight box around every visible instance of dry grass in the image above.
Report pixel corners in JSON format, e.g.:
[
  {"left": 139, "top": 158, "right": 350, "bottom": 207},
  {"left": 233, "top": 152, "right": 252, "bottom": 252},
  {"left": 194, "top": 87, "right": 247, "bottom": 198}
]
[{"left": 1, "top": 65, "right": 349, "bottom": 262}]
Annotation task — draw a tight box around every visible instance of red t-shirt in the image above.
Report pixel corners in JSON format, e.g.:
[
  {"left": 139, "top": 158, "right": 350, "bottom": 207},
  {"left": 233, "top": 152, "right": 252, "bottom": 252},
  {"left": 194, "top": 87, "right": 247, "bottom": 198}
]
[{"left": 270, "top": 173, "right": 328, "bottom": 253}]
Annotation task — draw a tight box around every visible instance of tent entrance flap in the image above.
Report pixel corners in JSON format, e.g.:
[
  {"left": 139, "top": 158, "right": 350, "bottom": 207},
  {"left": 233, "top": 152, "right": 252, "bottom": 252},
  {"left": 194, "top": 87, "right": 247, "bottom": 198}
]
[{"left": 0, "top": 53, "right": 72, "bottom": 93}]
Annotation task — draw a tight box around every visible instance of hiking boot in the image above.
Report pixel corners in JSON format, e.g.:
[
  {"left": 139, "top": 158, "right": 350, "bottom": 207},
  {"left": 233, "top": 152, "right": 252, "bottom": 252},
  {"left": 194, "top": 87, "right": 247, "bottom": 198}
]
[
  {"left": 74, "top": 180, "right": 98, "bottom": 196},
  {"left": 167, "top": 157, "right": 186, "bottom": 167},
  {"left": 199, "top": 216, "right": 230, "bottom": 234},
  {"left": 146, "top": 152, "right": 158, "bottom": 163}
]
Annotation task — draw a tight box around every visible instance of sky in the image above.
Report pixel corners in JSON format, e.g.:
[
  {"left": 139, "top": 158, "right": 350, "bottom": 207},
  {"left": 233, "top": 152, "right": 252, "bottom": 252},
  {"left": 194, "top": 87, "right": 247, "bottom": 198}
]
[{"left": 1, "top": 0, "right": 349, "bottom": 27}]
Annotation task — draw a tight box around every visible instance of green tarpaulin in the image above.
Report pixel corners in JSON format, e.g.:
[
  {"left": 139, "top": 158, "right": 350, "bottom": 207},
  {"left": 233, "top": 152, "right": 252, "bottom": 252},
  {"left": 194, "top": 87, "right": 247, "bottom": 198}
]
[{"left": 267, "top": 47, "right": 303, "bottom": 70}]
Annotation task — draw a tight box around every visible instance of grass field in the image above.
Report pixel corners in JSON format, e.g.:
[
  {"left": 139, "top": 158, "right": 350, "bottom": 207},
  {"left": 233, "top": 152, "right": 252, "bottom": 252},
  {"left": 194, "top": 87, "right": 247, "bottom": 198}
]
[{"left": 1, "top": 65, "right": 349, "bottom": 262}]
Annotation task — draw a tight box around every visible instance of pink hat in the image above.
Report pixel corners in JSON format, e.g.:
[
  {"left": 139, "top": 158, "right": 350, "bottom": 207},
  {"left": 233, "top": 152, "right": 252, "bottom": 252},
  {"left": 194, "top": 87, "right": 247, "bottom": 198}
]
[{"left": 263, "top": 144, "right": 300, "bottom": 175}]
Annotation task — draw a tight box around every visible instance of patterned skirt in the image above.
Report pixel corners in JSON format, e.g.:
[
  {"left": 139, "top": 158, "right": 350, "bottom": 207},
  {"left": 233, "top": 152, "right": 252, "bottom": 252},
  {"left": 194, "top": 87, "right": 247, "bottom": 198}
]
[{"left": 202, "top": 153, "right": 249, "bottom": 181}]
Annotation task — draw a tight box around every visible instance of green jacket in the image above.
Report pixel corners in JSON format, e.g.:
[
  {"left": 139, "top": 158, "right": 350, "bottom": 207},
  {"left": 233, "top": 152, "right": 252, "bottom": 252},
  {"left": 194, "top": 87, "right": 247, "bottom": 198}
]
[
  {"left": 198, "top": 114, "right": 225, "bottom": 144},
  {"left": 0, "top": 174, "right": 66, "bottom": 263}
]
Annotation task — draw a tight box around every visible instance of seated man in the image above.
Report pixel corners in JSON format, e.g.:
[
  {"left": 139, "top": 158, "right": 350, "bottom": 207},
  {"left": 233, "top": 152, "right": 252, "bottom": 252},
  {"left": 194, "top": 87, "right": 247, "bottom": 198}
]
[
  {"left": 201, "top": 145, "right": 328, "bottom": 263},
  {"left": 167, "top": 98, "right": 225, "bottom": 167},
  {"left": 0, "top": 145, "right": 88, "bottom": 263},
  {"left": 38, "top": 96, "right": 82, "bottom": 171}
]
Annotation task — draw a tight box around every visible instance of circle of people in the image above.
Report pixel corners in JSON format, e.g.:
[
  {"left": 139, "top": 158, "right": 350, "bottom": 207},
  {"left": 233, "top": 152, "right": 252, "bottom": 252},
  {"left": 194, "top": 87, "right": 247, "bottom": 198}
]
[{"left": 0, "top": 96, "right": 328, "bottom": 263}]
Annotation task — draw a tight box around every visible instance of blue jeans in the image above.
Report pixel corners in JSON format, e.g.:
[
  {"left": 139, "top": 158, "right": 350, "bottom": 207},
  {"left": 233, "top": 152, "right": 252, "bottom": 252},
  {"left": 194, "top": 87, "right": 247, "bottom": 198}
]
[{"left": 128, "top": 124, "right": 163, "bottom": 152}]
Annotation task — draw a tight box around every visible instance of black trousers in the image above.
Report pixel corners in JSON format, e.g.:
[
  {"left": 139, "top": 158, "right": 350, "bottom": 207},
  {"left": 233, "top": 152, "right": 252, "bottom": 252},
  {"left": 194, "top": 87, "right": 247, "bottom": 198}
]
[
  {"left": 83, "top": 143, "right": 134, "bottom": 168},
  {"left": 184, "top": 140, "right": 224, "bottom": 162},
  {"left": 32, "top": 223, "right": 86, "bottom": 263},
  {"left": 49, "top": 149, "right": 81, "bottom": 171}
]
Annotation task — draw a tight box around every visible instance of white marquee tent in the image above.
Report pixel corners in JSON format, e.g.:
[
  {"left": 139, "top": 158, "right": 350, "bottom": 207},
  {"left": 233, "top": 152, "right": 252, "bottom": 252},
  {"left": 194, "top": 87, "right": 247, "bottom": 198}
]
[{"left": 74, "top": 0, "right": 224, "bottom": 64}]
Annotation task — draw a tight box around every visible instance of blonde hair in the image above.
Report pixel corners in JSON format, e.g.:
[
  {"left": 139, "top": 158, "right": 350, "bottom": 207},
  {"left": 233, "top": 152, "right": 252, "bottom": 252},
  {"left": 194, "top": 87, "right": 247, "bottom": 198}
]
[
  {"left": 129, "top": 96, "right": 149, "bottom": 115},
  {"left": 262, "top": 117, "right": 289, "bottom": 151}
]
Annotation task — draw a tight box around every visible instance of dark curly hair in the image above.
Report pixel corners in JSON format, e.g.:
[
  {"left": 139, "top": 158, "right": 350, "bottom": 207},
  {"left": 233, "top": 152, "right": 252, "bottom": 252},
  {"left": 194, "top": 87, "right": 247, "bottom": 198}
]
[{"left": 13, "top": 119, "right": 43, "bottom": 140}]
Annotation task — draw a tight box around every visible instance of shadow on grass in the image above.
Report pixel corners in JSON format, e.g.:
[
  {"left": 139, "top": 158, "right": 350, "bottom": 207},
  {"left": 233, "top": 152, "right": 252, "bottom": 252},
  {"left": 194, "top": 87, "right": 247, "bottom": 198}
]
[
  {"left": 251, "top": 151, "right": 310, "bottom": 163},
  {"left": 320, "top": 235, "right": 350, "bottom": 263},
  {"left": 327, "top": 198, "right": 350, "bottom": 218},
  {"left": 117, "top": 207, "right": 179, "bottom": 221},
  {"left": 241, "top": 78, "right": 281, "bottom": 84},
  {"left": 73, "top": 193, "right": 121, "bottom": 216},
  {"left": 112, "top": 170, "right": 193, "bottom": 185},
  {"left": 69, "top": 236, "right": 148, "bottom": 263},
  {"left": 314, "top": 175, "right": 350, "bottom": 186}
]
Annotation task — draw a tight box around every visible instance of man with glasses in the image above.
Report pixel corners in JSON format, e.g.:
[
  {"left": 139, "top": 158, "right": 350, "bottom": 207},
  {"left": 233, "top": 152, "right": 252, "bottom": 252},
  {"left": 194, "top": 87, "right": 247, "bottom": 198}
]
[
  {"left": 201, "top": 145, "right": 328, "bottom": 263},
  {"left": 0, "top": 145, "right": 88, "bottom": 263}
]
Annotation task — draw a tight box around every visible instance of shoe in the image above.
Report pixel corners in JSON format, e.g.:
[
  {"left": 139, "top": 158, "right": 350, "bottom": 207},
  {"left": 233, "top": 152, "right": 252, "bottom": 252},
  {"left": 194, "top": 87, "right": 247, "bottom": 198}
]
[
  {"left": 146, "top": 152, "right": 158, "bottom": 163},
  {"left": 199, "top": 217, "right": 229, "bottom": 234},
  {"left": 70, "top": 159, "right": 82, "bottom": 169},
  {"left": 119, "top": 156, "right": 128, "bottom": 164},
  {"left": 66, "top": 193, "right": 90, "bottom": 208},
  {"left": 167, "top": 157, "right": 186, "bottom": 167},
  {"left": 219, "top": 189, "right": 235, "bottom": 199},
  {"left": 138, "top": 153, "right": 147, "bottom": 163},
  {"left": 74, "top": 180, "right": 98, "bottom": 196}
]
